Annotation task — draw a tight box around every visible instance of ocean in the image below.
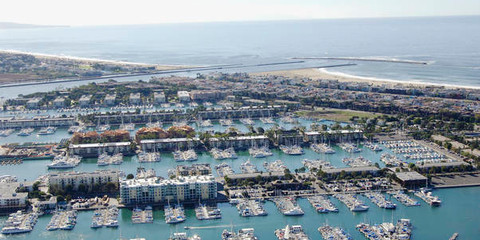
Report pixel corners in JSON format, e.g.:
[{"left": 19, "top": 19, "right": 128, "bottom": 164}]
[{"left": 0, "top": 15, "right": 479, "bottom": 91}]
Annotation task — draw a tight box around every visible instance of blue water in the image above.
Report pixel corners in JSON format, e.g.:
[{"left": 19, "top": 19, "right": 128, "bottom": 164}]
[
  {"left": 0, "top": 187, "right": 479, "bottom": 239},
  {"left": 0, "top": 16, "right": 479, "bottom": 92}
]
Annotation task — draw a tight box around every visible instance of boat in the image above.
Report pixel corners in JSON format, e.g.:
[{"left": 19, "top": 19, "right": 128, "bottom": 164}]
[
  {"left": 275, "top": 225, "right": 309, "bottom": 240},
  {"left": 165, "top": 204, "right": 186, "bottom": 224},
  {"left": 318, "top": 225, "right": 352, "bottom": 240},
  {"left": 17, "top": 128, "right": 34, "bottom": 136},
  {"left": 248, "top": 146, "right": 273, "bottom": 158},
  {"left": 1, "top": 211, "right": 38, "bottom": 235},
  {"left": 138, "top": 152, "right": 161, "bottom": 163},
  {"left": 222, "top": 228, "right": 258, "bottom": 240},
  {"left": 132, "top": 206, "right": 153, "bottom": 224},
  {"left": 236, "top": 199, "right": 268, "bottom": 217},
  {"left": 280, "top": 145, "right": 304, "bottom": 155},
  {"left": 0, "top": 129, "right": 15, "bottom": 137},
  {"left": 364, "top": 192, "right": 396, "bottom": 209},
  {"left": 334, "top": 194, "right": 369, "bottom": 212},
  {"left": 240, "top": 160, "right": 259, "bottom": 174},
  {"left": 120, "top": 123, "right": 135, "bottom": 131},
  {"left": 307, "top": 195, "right": 338, "bottom": 213},
  {"left": 311, "top": 143, "right": 336, "bottom": 154},
  {"left": 96, "top": 124, "right": 111, "bottom": 132},
  {"left": 37, "top": 126, "right": 57, "bottom": 135},
  {"left": 170, "top": 232, "right": 202, "bottom": 240},
  {"left": 272, "top": 197, "right": 304, "bottom": 216},
  {"left": 415, "top": 188, "right": 442, "bottom": 206},
  {"left": 47, "top": 155, "right": 82, "bottom": 169},
  {"left": 195, "top": 203, "right": 221, "bottom": 220}
]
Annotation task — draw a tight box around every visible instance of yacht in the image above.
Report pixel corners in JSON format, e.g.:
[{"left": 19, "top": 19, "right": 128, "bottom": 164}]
[
  {"left": 17, "top": 128, "right": 34, "bottom": 136},
  {"left": 47, "top": 155, "right": 81, "bottom": 169},
  {"left": 37, "top": 126, "right": 57, "bottom": 135}
]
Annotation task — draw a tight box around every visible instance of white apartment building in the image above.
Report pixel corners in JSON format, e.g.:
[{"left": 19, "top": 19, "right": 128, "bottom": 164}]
[{"left": 119, "top": 175, "right": 217, "bottom": 205}]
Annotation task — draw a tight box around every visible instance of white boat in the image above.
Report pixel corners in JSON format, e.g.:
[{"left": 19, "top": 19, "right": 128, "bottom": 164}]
[
  {"left": 120, "top": 123, "right": 135, "bottom": 131},
  {"left": 47, "top": 155, "right": 82, "bottom": 169},
  {"left": 17, "top": 128, "right": 34, "bottom": 136},
  {"left": 37, "top": 126, "right": 57, "bottom": 135},
  {"left": 0, "top": 129, "right": 14, "bottom": 137}
]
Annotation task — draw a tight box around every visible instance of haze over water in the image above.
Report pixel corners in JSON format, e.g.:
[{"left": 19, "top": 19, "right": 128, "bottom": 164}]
[{"left": 0, "top": 16, "right": 479, "bottom": 87}]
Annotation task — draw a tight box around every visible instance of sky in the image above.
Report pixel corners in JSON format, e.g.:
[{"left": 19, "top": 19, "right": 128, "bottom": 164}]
[{"left": 1, "top": 0, "right": 479, "bottom": 26}]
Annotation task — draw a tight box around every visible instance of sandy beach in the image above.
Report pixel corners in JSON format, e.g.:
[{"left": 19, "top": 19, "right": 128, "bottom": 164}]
[
  {"left": 0, "top": 49, "right": 192, "bottom": 70},
  {"left": 252, "top": 68, "right": 479, "bottom": 90}
]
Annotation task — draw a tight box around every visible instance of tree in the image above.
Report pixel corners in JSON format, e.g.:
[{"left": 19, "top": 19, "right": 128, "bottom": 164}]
[{"left": 127, "top": 174, "right": 134, "bottom": 179}]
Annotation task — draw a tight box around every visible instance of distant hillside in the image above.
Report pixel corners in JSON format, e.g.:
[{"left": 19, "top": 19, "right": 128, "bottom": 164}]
[{"left": 0, "top": 22, "right": 66, "bottom": 29}]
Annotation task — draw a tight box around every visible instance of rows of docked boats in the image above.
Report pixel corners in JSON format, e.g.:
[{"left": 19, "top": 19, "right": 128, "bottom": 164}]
[
  {"left": 222, "top": 228, "right": 258, "bottom": 240},
  {"left": 97, "top": 152, "right": 123, "bottom": 166},
  {"left": 307, "top": 195, "right": 338, "bottom": 213},
  {"left": 0, "top": 129, "right": 15, "bottom": 137},
  {"left": 318, "top": 225, "right": 352, "bottom": 240},
  {"left": 132, "top": 206, "right": 154, "bottom": 224},
  {"left": 414, "top": 188, "right": 442, "bottom": 206},
  {"left": 240, "top": 160, "right": 259, "bottom": 174},
  {"left": 380, "top": 153, "right": 405, "bottom": 166},
  {"left": 338, "top": 143, "right": 362, "bottom": 153},
  {"left": 165, "top": 204, "right": 186, "bottom": 224},
  {"left": 388, "top": 190, "right": 421, "bottom": 206},
  {"left": 364, "top": 192, "right": 397, "bottom": 209},
  {"left": 357, "top": 219, "right": 412, "bottom": 240},
  {"left": 91, "top": 206, "right": 119, "bottom": 228},
  {"left": 279, "top": 145, "right": 304, "bottom": 155},
  {"left": 271, "top": 197, "right": 304, "bottom": 216},
  {"left": 211, "top": 147, "right": 238, "bottom": 160},
  {"left": 342, "top": 156, "right": 373, "bottom": 167},
  {"left": 169, "top": 232, "right": 202, "bottom": 240},
  {"left": 248, "top": 146, "right": 273, "bottom": 158},
  {"left": 195, "top": 203, "right": 222, "bottom": 220},
  {"left": 334, "top": 193, "right": 370, "bottom": 212},
  {"left": 302, "top": 159, "right": 334, "bottom": 170},
  {"left": 263, "top": 160, "right": 287, "bottom": 172},
  {"left": 46, "top": 210, "right": 77, "bottom": 231},
  {"left": 259, "top": 117, "right": 275, "bottom": 124},
  {"left": 47, "top": 154, "right": 82, "bottom": 169},
  {"left": 311, "top": 143, "right": 336, "bottom": 154},
  {"left": 137, "top": 151, "right": 161, "bottom": 163},
  {"left": 239, "top": 118, "right": 255, "bottom": 125},
  {"left": 219, "top": 119, "right": 234, "bottom": 126},
  {"left": 364, "top": 142, "right": 383, "bottom": 152},
  {"left": 174, "top": 149, "right": 198, "bottom": 161},
  {"left": 233, "top": 199, "right": 268, "bottom": 217},
  {"left": 216, "top": 162, "right": 235, "bottom": 177},
  {"left": 1, "top": 210, "right": 38, "bottom": 234},
  {"left": 67, "top": 125, "right": 86, "bottom": 134},
  {"left": 275, "top": 225, "right": 308, "bottom": 240},
  {"left": 383, "top": 140, "right": 452, "bottom": 163}
]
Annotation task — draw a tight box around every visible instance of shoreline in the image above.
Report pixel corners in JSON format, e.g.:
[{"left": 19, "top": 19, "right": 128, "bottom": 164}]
[
  {"left": 0, "top": 49, "right": 192, "bottom": 69},
  {"left": 252, "top": 67, "right": 480, "bottom": 90}
]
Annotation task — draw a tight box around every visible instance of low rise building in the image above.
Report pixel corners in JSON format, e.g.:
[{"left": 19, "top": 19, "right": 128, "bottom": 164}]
[
  {"left": 154, "top": 92, "right": 166, "bottom": 104},
  {"left": 119, "top": 175, "right": 217, "bottom": 205},
  {"left": 394, "top": 171, "right": 428, "bottom": 189},
  {"left": 190, "top": 90, "right": 226, "bottom": 101},
  {"left": 130, "top": 93, "right": 142, "bottom": 105},
  {"left": 68, "top": 142, "right": 132, "bottom": 157},
  {"left": 48, "top": 170, "right": 122, "bottom": 192},
  {"left": 79, "top": 95, "right": 92, "bottom": 107},
  {"left": 53, "top": 97, "right": 65, "bottom": 108},
  {"left": 104, "top": 94, "right": 116, "bottom": 106},
  {"left": 177, "top": 91, "right": 190, "bottom": 102},
  {"left": 26, "top": 98, "right": 41, "bottom": 109},
  {"left": 0, "top": 182, "right": 28, "bottom": 212}
]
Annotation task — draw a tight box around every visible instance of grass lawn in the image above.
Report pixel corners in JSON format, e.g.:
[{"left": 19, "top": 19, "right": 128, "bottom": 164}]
[{"left": 296, "top": 107, "right": 380, "bottom": 122}]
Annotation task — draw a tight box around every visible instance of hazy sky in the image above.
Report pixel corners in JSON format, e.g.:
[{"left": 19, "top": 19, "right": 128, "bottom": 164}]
[{"left": 1, "top": 0, "right": 479, "bottom": 26}]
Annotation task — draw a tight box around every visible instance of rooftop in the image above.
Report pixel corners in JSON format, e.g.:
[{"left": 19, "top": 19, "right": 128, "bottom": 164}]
[{"left": 395, "top": 171, "right": 428, "bottom": 181}]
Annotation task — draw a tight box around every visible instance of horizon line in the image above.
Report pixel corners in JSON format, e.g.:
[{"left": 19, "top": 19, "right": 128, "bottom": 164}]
[{"left": 3, "top": 14, "right": 479, "bottom": 28}]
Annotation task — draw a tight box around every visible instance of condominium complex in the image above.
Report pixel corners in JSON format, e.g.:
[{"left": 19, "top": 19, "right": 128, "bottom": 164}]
[
  {"left": 119, "top": 175, "right": 217, "bottom": 205},
  {"left": 48, "top": 170, "right": 122, "bottom": 192},
  {"left": 0, "top": 182, "right": 28, "bottom": 210}
]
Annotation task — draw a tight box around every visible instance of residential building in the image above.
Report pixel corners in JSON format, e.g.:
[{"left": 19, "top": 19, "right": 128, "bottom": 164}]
[
  {"left": 53, "top": 97, "right": 65, "bottom": 108},
  {"left": 26, "top": 98, "right": 41, "bottom": 109},
  {"left": 79, "top": 95, "right": 92, "bottom": 107},
  {"left": 48, "top": 170, "right": 122, "bottom": 192},
  {"left": 104, "top": 93, "right": 116, "bottom": 106},
  {"left": 130, "top": 93, "right": 142, "bottom": 105},
  {"left": 119, "top": 175, "right": 217, "bottom": 205},
  {"left": 0, "top": 182, "right": 28, "bottom": 211},
  {"left": 154, "top": 91, "right": 166, "bottom": 104},
  {"left": 177, "top": 91, "right": 190, "bottom": 102}
]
